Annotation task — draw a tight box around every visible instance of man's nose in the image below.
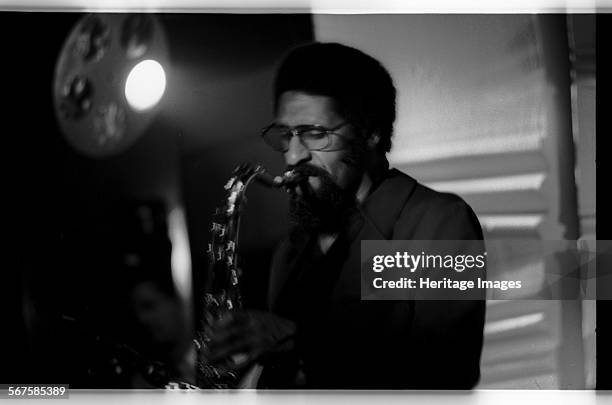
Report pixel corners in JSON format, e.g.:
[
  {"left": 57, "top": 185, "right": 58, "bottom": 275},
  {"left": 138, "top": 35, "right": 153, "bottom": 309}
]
[{"left": 284, "top": 133, "right": 311, "bottom": 166}]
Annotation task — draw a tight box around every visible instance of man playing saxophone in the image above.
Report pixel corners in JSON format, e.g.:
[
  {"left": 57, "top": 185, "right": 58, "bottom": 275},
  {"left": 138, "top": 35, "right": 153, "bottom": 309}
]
[{"left": 206, "top": 42, "right": 485, "bottom": 389}]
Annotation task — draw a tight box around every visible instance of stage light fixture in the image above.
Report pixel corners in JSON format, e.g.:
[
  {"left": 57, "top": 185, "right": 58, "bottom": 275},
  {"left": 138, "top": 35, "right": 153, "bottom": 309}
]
[
  {"left": 54, "top": 14, "right": 168, "bottom": 158},
  {"left": 124, "top": 59, "right": 166, "bottom": 111}
]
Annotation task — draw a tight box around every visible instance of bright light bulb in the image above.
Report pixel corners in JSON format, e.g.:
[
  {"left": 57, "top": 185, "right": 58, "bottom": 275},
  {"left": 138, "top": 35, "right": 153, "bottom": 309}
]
[{"left": 124, "top": 59, "right": 166, "bottom": 111}]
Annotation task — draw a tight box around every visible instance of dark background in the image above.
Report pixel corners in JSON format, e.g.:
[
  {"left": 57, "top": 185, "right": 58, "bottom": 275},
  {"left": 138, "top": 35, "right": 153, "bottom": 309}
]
[{"left": 1, "top": 12, "right": 313, "bottom": 385}]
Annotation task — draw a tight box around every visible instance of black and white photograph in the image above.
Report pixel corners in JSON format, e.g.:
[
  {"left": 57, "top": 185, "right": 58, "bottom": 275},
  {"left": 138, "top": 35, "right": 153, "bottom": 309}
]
[{"left": 1, "top": 7, "right": 601, "bottom": 399}]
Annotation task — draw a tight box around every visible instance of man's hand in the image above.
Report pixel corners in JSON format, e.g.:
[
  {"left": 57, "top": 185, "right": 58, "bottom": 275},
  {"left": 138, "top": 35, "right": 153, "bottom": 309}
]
[{"left": 204, "top": 310, "right": 296, "bottom": 370}]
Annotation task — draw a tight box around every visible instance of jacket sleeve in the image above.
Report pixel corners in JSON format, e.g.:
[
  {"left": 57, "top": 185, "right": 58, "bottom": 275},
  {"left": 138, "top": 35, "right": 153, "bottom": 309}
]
[{"left": 400, "top": 196, "right": 486, "bottom": 389}]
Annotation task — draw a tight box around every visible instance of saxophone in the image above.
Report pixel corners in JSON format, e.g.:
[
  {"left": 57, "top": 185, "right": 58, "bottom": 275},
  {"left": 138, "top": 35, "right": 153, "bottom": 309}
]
[{"left": 193, "top": 163, "right": 302, "bottom": 388}]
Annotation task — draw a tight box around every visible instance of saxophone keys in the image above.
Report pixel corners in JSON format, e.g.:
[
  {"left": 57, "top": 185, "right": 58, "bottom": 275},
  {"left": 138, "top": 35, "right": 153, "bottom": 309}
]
[
  {"left": 230, "top": 269, "right": 238, "bottom": 285},
  {"left": 224, "top": 177, "right": 236, "bottom": 190},
  {"left": 211, "top": 222, "right": 226, "bottom": 236}
]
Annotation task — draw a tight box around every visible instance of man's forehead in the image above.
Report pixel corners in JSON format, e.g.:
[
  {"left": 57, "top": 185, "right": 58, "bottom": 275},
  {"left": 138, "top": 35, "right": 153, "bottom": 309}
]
[{"left": 276, "top": 91, "right": 342, "bottom": 125}]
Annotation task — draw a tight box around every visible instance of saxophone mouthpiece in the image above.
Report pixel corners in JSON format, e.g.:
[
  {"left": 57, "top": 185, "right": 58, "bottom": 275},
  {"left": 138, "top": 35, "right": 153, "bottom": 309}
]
[
  {"left": 277, "top": 170, "right": 304, "bottom": 188},
  {"left": 254, "top": 167, "right": 304, "bottom": 189}
]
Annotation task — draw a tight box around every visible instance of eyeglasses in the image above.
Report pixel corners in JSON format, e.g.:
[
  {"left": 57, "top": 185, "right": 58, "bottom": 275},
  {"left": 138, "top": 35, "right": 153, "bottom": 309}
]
[{"left": 261, "top": 122, "right": 351, "bottom": 152}]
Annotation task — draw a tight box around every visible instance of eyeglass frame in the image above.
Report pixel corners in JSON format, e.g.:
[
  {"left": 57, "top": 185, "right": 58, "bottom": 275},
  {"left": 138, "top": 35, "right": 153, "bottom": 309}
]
[{"left": 260, "top": 121, "right": 352, "bottom": 152}]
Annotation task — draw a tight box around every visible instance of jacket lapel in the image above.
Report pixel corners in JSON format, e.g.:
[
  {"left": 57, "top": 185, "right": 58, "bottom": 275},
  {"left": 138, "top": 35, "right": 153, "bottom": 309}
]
[
  {"left": 333, "top": 169, "right": 419, "bottom": 299},
  {"left": 358, "top": 168, "right": 418, "bottom": 240}
]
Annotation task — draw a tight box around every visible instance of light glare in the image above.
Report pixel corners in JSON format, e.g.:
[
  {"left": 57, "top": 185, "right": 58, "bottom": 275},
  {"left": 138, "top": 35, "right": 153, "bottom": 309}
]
[{"left": 124, "top": 59, "right": 166, "bottom": 111}]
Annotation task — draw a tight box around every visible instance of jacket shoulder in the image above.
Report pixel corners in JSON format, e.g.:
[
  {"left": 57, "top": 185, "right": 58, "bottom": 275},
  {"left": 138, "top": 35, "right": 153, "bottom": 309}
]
[{"left": 391, "top": 171, "right": 483, "bottom": 240}]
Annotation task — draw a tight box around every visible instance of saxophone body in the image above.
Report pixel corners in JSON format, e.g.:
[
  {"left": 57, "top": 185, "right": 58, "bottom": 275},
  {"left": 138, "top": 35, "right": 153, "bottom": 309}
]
[{"left": 194, "top": 163, "right": 301, "bottom": 388}]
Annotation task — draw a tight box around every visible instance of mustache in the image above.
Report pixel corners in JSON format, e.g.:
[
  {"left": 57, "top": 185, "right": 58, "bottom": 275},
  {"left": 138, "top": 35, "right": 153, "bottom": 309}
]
[
  {"left": 286, "top": 164, "right": 331, "bottom": 179},
  {"left": 285, "top": 164, "right": 336, "bottom": 201}
]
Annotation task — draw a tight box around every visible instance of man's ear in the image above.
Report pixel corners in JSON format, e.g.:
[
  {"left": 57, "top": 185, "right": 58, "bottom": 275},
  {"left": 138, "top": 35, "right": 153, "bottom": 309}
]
[{"left": 367, "top": 132, "right": 381, "bottom": 149}]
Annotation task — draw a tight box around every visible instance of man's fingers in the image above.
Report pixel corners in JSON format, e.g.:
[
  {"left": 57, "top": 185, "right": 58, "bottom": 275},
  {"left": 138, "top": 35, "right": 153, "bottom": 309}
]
[
  {"left": 201, "top": 310, "right": 296, "bottom": 369},
  {"left": 208, "top": 324, "right": 248, "bottom": 344},
  {"left": 206, "top": 335, "right": 258, "bottom": 364},
  {"left": 208, "top": 321, "right": 252, "bottom": 350}
]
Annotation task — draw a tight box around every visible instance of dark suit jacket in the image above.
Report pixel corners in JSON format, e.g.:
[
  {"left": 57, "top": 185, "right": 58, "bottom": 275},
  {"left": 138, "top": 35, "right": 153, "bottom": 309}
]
[{"left": 264, "top": 168, "right": 485, "bottom": 389}]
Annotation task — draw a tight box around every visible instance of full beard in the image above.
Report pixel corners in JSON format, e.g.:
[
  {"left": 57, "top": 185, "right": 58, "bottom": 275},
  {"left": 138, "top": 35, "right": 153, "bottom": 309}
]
[{"left": 287, "top": 164, "right": 357, "bottom": 234}]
